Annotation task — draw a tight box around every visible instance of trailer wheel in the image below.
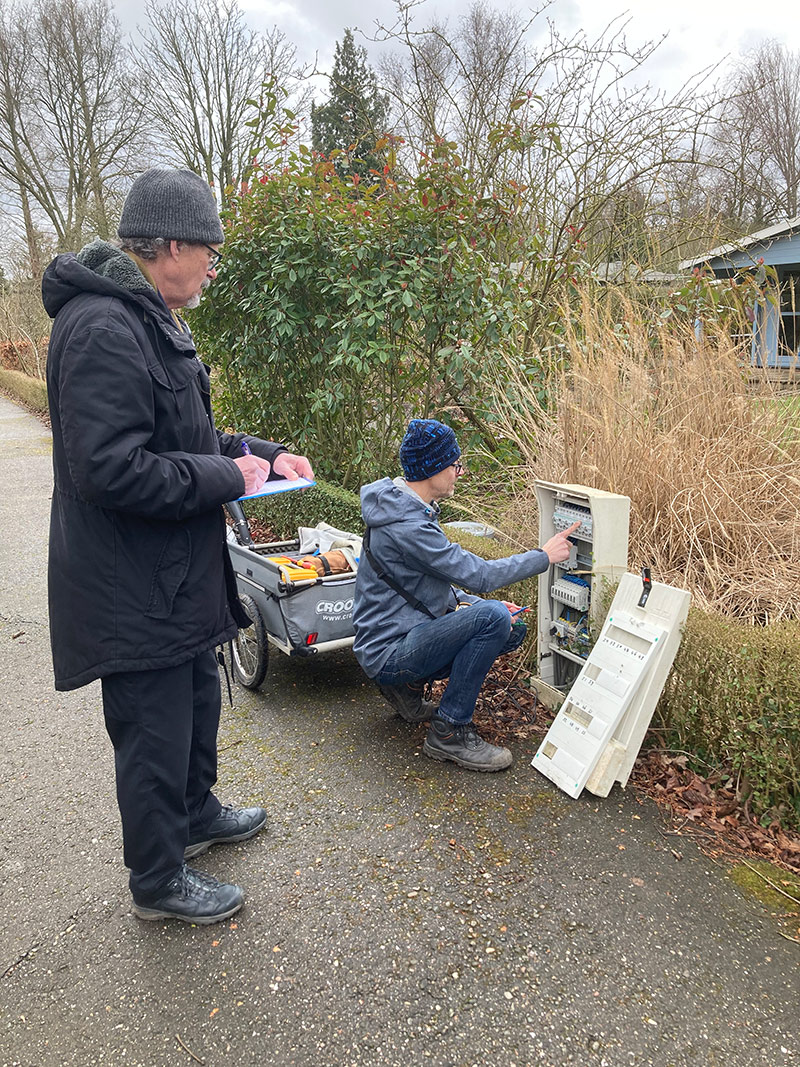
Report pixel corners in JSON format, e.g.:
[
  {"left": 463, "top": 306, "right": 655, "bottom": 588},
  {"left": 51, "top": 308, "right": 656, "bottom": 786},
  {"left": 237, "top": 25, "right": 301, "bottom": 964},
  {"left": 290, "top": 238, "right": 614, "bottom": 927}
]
[{"left": 231, "top": 594, "right": 268, "bottom": 689}]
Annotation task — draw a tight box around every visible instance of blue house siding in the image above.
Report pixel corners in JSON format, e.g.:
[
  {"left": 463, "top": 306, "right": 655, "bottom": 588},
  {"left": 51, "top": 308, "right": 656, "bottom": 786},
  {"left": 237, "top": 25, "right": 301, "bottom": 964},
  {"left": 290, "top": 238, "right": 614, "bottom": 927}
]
[
  {"left": 704, "top": 231, "right": 800, "bottom": 271},
  {"left": 682, "top": 221, "right": 800, "bottom": 370}
]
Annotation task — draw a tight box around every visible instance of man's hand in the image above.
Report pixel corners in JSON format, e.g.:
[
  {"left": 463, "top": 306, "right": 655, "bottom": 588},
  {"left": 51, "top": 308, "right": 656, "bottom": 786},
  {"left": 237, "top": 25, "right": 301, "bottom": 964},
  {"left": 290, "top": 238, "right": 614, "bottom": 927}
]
[
  {"left": 233, "top": 455, "right": 271, "bottom": 495},
  {"left": 501, "top": 600, "right": 525, "bottom": 616},
  {"left": 541, "top": 520, "right": 581, "bottom": 563},
  {"left": 273, "top": 451, "right": 314, "bottom": 481}
]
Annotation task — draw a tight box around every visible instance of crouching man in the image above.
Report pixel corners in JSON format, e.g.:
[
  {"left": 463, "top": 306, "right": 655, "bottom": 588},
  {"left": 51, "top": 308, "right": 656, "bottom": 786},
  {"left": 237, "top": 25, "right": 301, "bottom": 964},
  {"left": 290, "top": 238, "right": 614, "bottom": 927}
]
[{"left": 352, "top": 419, "right": 578, "bottom": 772}]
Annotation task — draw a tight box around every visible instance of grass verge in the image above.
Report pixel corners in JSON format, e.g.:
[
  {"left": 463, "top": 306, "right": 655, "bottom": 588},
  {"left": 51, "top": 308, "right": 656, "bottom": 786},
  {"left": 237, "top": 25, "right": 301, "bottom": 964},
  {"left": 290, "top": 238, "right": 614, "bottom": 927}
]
[{"left": 0, "top": 366, "right": 48, "bottom": 417}]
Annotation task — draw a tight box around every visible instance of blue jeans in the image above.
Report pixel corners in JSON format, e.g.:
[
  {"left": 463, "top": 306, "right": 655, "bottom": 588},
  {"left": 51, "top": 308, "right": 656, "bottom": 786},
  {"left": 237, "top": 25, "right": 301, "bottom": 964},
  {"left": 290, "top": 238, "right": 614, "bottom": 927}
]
[{"left": 375, "top": 599, "right": 526, "bottom": 725}]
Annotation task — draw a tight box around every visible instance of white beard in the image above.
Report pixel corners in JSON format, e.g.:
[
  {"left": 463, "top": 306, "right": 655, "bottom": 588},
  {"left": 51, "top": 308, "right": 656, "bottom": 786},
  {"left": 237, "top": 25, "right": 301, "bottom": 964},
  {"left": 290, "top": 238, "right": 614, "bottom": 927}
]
[{"left": 184, "top": 277, "right": 211, "bottom": 310}]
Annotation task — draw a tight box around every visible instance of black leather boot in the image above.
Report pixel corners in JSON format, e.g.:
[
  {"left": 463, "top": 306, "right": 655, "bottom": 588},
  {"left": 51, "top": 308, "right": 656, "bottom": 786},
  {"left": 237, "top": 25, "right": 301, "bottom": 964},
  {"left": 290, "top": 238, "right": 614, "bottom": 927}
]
[
  {"left": 132, "top": 864, "right": 244, "bottom": 924},
  {"left": 423, "top": 716, "right": 512, "bottom": 771}
]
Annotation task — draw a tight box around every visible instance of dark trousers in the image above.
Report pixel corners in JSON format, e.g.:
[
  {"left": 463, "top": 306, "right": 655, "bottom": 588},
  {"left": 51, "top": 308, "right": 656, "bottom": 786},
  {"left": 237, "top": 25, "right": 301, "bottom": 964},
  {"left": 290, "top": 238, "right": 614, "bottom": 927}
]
[{"left": 101, "top": 649, "right": 223, "bottom": 902}]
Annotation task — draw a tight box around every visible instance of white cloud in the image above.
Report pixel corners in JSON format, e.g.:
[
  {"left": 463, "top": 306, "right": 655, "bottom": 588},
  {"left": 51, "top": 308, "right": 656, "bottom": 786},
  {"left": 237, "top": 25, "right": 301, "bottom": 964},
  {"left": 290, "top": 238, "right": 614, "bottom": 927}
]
[{"left": 114, "top": 0, "right": 800, "bottom": 94}]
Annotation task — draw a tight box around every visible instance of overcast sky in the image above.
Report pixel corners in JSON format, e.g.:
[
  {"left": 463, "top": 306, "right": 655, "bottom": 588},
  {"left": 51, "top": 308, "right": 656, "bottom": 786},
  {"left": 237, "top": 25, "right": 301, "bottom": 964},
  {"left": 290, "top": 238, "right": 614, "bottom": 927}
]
[
  {"left": 242, "top": 0, "right": 800, "bottom": 87},
  {"left": 114, "top": 0, "right": 800, "bottom": 99}
]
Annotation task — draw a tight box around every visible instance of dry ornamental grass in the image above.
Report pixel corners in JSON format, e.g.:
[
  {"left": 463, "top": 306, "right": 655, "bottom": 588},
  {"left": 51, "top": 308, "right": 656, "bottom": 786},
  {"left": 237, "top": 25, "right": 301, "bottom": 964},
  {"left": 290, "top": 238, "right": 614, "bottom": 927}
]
[{"left": 492, "top": 298, "right": 800, "bottom": 624}]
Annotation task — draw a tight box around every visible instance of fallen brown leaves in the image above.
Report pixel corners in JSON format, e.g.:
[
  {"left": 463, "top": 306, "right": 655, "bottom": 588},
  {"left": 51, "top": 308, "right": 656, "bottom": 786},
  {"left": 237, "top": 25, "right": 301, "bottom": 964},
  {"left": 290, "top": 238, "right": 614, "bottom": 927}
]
[
  {"left": 0, "top": 340, "right": 34, "bottom": 372},
  {"left": 631, "top": 750, "right": 800, "bottom": 874},
  {"left": 452, "top": 658, "right": 800, "bottom": 875},
  {"left": 471, "top": 668, "right": 547, "bottom": 748}
]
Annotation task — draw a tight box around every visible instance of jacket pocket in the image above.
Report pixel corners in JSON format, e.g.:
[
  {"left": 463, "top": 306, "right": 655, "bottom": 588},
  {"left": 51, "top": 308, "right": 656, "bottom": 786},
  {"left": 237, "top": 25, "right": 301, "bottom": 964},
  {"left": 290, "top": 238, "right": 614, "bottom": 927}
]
[
  {"left": 145, "top": 527, "right": 192, "bottom": 619},
  {"left": 146, "top": 353, "right": 202, "bottom": 391}
]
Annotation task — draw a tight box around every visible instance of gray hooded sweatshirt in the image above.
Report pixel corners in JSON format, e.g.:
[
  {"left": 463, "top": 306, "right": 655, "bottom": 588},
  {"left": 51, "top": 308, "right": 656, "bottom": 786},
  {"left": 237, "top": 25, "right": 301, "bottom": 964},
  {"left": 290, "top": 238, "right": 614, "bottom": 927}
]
[{"left": 352, "top": 477, "right": 549, "bottom": 679}]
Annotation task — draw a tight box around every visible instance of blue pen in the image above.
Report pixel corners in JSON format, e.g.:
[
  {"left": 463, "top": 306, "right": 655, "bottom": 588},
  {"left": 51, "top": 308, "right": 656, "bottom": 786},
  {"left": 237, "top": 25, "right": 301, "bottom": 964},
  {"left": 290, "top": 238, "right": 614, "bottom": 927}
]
[
  {"left": 240, "top": 440, "right": 252, "bottom": 455},
  {"left": 511, "top": 606, "right": 529, "bottom": 616}
]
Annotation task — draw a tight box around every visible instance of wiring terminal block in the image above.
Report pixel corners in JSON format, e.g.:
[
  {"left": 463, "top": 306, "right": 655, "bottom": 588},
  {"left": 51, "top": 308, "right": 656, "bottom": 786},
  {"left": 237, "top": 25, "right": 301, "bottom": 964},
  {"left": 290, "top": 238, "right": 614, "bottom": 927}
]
[{"left": 551, "top": 574, "right": 591, "bottom": 612}]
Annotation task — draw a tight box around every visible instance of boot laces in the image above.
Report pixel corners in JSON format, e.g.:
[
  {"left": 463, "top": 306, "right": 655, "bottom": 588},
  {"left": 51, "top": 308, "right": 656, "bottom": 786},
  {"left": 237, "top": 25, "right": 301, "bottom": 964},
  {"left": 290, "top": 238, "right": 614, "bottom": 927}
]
[
  {"left": 174, "top": 864, "right": 221, "bottom": 899},
  {"left": 461, "top": 724, "right": 482, "bottom": 749}
]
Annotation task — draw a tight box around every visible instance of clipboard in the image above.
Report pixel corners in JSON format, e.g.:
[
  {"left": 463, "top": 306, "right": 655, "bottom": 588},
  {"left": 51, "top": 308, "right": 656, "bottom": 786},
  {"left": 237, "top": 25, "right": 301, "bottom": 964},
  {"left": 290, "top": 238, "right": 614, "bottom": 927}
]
[{"left": 238, "top": 477, "right": 316, "bottom": 501}]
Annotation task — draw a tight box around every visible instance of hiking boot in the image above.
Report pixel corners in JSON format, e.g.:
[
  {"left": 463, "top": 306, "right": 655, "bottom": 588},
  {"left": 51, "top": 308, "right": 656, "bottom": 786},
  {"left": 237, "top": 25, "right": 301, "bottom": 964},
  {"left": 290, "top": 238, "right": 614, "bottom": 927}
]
[
  {"left": 184, "top": 805, "right": 267, "bottom": 860},
  {"left": 377, "top": 682, "right": 438, "bottom": 723},
  {"left": 423, "top": 716, "right": 512, "bottom": 772},
  {"left": 132, "top": 864, "right": 244, "bottom": 924}
]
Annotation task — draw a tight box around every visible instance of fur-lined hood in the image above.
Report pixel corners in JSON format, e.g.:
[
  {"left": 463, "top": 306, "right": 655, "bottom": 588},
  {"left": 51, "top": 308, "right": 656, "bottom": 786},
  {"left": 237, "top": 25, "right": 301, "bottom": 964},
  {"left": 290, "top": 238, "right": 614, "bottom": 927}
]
[{"left": 42, "top": 240, "right": 164, "bottom": 320}]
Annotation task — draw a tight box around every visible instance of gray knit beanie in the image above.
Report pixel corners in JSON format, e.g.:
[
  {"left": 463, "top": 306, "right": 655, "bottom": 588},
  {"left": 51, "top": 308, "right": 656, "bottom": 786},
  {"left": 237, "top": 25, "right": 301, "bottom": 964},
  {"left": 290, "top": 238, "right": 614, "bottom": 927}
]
[
  {"left": 400, "top": 419, "right": 461, "bottom": 481},
  {"left": 118, "top": 168, "right": 224, "bottom": 243}
]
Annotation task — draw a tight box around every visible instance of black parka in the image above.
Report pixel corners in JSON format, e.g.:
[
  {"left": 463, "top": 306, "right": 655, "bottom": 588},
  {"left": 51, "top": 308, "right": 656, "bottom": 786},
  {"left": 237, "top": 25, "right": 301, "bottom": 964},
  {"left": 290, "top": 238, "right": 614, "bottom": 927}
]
[{"left": 42, "top": 241, "right": 285, "bottom": 691}]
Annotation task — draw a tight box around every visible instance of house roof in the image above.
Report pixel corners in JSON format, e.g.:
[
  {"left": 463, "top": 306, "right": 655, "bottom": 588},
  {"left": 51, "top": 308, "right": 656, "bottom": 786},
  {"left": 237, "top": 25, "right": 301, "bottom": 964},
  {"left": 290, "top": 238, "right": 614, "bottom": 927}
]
[
  {"left": 595, "top": 261, "right": 678, "bottom": 284},
  {"left": 681, "top": 216, "right": 800, "bottom": 270}
]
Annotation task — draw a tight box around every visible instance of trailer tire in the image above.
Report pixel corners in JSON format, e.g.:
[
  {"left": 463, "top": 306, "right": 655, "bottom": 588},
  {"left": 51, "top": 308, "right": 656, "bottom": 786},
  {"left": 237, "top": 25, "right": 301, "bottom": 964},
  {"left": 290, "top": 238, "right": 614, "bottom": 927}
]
[{"left": 231, "top": 594, "right": 268, "bottom": 689}]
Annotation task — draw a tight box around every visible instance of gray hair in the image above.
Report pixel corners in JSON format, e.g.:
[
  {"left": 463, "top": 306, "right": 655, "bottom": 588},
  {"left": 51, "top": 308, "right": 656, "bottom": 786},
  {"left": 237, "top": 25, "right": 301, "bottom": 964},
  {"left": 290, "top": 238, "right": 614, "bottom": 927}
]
[
  {"left": 115, "top": 237, "right": 212, "bottom": 261},
  {"left": 116, "top": 236, "right": 171, "bottom": 261}
]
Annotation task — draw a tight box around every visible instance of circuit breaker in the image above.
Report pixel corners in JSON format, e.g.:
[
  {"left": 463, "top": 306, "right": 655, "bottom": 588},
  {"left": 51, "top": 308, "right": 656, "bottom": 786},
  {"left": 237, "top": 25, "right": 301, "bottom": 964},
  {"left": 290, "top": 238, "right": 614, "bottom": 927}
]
[{"left": 535, "top": 481, "right": 630, "bottom": 698}]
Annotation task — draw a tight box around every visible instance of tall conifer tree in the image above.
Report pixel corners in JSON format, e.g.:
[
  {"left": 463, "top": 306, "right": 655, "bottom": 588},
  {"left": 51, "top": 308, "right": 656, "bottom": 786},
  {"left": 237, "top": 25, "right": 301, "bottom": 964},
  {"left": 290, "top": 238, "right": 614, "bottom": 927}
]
[{"left": 311, "top": 28, "right": 388, "bottom": 178}]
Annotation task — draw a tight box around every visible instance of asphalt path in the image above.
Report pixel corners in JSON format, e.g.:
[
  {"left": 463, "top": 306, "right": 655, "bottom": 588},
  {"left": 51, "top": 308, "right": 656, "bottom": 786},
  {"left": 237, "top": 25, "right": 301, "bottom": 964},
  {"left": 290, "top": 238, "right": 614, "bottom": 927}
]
[{"left": 0, "top": 395, "right": 796, "bottom": 1067}]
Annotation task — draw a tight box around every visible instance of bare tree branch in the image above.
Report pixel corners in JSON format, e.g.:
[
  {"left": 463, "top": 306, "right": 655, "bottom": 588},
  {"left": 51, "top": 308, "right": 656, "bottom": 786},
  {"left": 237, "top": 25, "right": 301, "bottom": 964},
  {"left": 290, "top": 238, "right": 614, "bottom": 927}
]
[
  {"left": 136, "top": 0, "right": 311, "bottom": 203},
  {"left": 0, "top": 0, "right": 148, "bottom": 266}
]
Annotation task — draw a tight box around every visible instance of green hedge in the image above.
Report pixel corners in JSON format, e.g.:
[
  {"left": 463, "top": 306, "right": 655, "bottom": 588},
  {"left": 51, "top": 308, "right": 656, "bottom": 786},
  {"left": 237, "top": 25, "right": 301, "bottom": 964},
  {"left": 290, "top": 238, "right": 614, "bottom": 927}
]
[
  {"left": 0, "top": 367, "right": 48, "bottom": 416},
  {"left": 448, "top": 528, "right": 539, "bottom": 614},
  {"left": 656, "top": 609, "right": 800, "bottom": 829}
]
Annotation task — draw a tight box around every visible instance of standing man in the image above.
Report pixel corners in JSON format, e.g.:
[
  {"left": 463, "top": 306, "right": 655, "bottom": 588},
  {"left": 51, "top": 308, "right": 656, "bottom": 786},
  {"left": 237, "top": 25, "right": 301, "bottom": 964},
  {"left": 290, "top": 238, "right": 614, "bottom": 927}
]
[
  {"left": 42, "top": 168, "right": 313, "bottom": 924},
  {"left": 353, "top": 419, "right": 578, "bottom": 772}
]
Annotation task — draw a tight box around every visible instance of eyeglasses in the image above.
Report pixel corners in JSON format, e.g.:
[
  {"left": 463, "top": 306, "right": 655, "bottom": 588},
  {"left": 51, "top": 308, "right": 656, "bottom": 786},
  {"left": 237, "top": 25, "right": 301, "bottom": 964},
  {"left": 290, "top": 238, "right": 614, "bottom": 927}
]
[
  {"left": 202, "top": 243, "right": 223, "bottom": 270},
  {"left": 453, "top": 462, "right": 466, "bottom": 475}
]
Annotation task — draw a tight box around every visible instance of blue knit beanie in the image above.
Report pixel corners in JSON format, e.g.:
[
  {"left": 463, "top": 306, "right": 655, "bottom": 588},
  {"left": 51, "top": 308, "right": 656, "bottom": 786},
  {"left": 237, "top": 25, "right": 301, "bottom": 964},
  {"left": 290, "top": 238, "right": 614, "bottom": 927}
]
[{"left": 400, "top": 419, "right": 461, "bottom": 481}]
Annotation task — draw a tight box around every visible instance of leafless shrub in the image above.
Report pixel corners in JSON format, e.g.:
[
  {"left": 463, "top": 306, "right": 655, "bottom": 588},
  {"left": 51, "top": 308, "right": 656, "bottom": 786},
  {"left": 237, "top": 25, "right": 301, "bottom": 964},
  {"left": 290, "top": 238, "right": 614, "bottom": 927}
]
[{"left": 0, "top": 276, "right": 49, "bottom": 377}]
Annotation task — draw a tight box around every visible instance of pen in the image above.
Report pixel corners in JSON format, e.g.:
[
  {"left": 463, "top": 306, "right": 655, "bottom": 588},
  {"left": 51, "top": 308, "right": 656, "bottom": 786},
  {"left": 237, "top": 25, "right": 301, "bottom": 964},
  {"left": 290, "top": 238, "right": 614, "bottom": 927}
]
[
  {"left": 240, "top": 440, "right": 252, "bottom": 456},
  {"left": 511, "top": 606, "right": 529, "bottom": 616}
]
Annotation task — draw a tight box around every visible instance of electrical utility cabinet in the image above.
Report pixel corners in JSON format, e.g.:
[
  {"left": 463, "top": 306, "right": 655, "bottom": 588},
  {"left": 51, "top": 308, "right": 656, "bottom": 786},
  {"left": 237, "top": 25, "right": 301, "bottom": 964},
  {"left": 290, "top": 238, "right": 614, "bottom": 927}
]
[{"left": 535, "top": 480, "right": 630, "bottom": 699}]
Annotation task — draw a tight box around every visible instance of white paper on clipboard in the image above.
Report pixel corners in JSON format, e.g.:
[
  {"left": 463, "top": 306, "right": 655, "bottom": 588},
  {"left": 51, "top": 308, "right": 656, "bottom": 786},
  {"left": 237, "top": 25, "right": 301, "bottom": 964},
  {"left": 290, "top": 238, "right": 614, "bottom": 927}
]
[{"left": 238, "top": 477, "right": 316, "bottom": 501}]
